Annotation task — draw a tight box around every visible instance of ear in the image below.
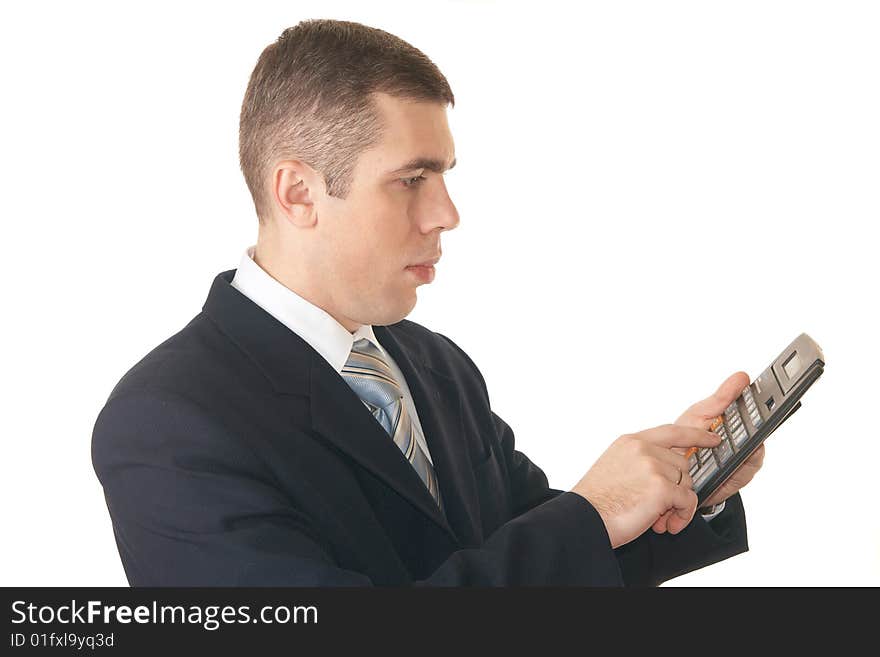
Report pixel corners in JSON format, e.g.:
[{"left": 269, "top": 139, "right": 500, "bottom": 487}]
[{"left": 271, "top": 160, "right": 322, "bottom": 227}]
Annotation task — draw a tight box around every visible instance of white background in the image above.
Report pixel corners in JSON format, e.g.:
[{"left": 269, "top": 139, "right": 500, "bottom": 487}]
[{"left": 2, "top": 0, "right": 877, "bottom": 586}]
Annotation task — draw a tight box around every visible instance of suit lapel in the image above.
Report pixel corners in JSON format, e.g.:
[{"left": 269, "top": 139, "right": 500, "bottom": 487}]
[
  {"left": 310, "top": 325, "right": 483, "bottom": 547},
  {"left": 309, "top": 354, "right": 458, "bottom": 542},
  {"left": 203, "top": 269, "right": 481, "bottom": 548},
  {"left": 374, "top": 325, "right": 482, "bottom": 548}
]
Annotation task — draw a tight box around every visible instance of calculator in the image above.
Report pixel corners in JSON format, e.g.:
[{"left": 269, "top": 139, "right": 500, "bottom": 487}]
[{"left": 687, "top": 333, "right": 825, "bottom": 507}]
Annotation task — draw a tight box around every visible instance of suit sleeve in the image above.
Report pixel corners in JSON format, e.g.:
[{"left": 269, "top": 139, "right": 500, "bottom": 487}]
[
  {"left": 489, "top": 408, "right": 749, "bottom": 586},
  {"left": 92, "top": 391, "right": 622, "bottom": 586},
  {"left": 437, "top": 333, "right": 750, "bottom": 586}
]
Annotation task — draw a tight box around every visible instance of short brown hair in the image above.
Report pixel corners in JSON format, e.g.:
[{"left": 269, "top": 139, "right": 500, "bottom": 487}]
[{"left": 238, "top": 19, "right": 456, "bottom": 223}]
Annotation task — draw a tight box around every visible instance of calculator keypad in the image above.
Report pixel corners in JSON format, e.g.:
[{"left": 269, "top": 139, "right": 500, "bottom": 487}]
[
  {"left": 692, "top": 452, "right": 718, "bottom": 489},
  {"left": 714, "top": 431, "right": 735, "bottom": 463},
  {"left": 724, "top": 399, "right": 750, "bottom": 448},
  {"left": 742, "top": 385, "right": 764, "bottom": 430},
  {"left": 690, "top": 386, "right": 758, "bottom": 493}
]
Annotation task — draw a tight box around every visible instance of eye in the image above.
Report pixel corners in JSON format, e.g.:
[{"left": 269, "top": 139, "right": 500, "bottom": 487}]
[{"left": 401, "top": 174, "right": 427, "bottom": 188}]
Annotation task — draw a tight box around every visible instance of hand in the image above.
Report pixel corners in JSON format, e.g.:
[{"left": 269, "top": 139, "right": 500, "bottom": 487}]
[
  {"left": 651, "top": 371, "right": 767, "bottom": 534},
  {"left": 571, "top": 424, "right": 723, "bottom": 549}
]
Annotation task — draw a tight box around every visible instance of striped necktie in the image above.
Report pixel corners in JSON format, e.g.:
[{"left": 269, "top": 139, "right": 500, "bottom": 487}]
[{"left": 341, "top": 337, "right": 444, "bottom": 512}]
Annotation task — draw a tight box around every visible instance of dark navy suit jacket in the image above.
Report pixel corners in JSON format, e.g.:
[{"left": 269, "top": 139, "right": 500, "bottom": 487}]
[{"left": 91, "top": 269, "right": 749, "bottom": 586}]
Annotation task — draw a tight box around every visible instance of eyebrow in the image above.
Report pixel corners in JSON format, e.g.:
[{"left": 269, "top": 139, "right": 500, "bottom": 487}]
[{"left": 385, "top": 156, "right": 457, "bottom": 176}]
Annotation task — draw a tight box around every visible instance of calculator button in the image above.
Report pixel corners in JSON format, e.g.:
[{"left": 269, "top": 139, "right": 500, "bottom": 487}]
[
  {"left": 693, "top": 458, "right": 719, "bottom": 487},
  {"left": 697, "top": 447, "right": 714, "bottom": 465},
  {"left": 732, "top": 428, "right": 749, "bottom": 447},
  {"left": 727, "top": 432, "right": 739, "bottom": 452},
  {"left": 714, "top": 438, "right": 734, "bottom": 464}
]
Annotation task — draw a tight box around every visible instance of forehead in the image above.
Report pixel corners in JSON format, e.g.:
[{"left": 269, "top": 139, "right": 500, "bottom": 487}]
[{"left": 363, "top": 92, "right": 456, "bottom": 173}]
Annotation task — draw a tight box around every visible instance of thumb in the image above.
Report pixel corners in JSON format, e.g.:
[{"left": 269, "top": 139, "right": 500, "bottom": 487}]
[{"left": 686, "top": 371, "right": 750, "bottom": 420}]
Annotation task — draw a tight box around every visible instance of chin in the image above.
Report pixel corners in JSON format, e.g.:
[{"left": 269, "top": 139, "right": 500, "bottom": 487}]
[
  {"left": 380, "top": 295, "right": 417, "bottom": 326},
  {"left": 360, "top": 284, "right": 419, "bottom": 327}
]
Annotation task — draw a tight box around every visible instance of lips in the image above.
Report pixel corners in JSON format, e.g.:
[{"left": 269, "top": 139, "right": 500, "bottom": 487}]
[{"left": 408, "top": 256, "right": 441, "bottom": 268}]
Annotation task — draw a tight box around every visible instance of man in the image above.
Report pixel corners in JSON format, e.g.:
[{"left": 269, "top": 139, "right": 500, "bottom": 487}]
[{"left": 91, "top": 19, "right": 764, "bottom": 586}]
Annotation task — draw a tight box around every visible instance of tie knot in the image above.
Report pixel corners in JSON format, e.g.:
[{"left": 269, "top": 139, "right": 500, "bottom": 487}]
[
  {"left": 341, "top": 338, "right": 402, "bottom": 410},
  {"left": 351, "top": 337, "right": 378, "bottom": 356},
  {"left": 349, "top": 338, "right": 392, "bottom": 373}
]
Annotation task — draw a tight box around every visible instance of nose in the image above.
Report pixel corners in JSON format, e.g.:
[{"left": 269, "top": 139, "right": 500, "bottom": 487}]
[{"left": 425, "top": 176, "right": 460, "bottom": 233}]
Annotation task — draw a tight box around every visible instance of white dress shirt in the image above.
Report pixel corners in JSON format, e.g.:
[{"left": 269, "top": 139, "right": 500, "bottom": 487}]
[{"left": 230, "top": 245, "right": 436, "bottom": 467}]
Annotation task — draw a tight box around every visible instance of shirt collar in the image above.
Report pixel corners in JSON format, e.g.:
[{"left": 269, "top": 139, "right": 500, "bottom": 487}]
[{"left": 229, "top": 245, "right": 381, "bottom": 373}]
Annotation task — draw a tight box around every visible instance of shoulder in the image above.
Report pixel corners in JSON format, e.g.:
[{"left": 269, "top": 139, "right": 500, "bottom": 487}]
[
  {"left": 100, "top": 312, "right": 264, "bottom": 408},
  {"left": 91, "top": 314, "right": 267, "bottom": 474}
]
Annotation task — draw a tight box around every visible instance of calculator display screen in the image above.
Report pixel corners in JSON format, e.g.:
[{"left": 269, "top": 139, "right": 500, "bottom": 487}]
[{"left": 783, "top": 351, "right": 802, "bottom": 379}]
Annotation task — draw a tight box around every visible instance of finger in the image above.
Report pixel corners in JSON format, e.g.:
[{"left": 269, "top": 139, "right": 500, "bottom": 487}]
[
  {"left": 655, "top": 458, "right": 691, "bottom": 488},
  {"left": 675, "top": 415, "right": 722, "bottom": 433},
  {"left": 639, "top": 424, "right": 723, "bottom": 449},
  {"left": 703, "top": 444, "right": 768, "bottom": 506},
  {"left": 644, "top": 447, "right": 693, "bottom": 489},
  {"left": 728, "top": 443, "right": 767, "bottom": 484},
  {"left": 666, "top": 487, "right": 699, "bottom": 534},
  {"left": 746, "top": 443, "right": 766, "bottom": 469},
  {"left": 731, "top": 444, "right": 767, "bottom": 484},
  {"left": 676, "top": 371, "right": 750, "bottom": 423},
  {"left": 652, "top": 510, "right": 673, "bottom": 534},
  {"left": 646, "top": 443, "right": 691, "bottom": 473}
]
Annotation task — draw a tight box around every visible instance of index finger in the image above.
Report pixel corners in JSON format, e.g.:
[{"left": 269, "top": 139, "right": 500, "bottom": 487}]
[{"left": 638, "top": 423, "right": 722, "bottom": 449}]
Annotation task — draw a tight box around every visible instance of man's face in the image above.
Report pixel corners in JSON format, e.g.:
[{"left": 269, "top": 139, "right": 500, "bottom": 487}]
[{"left": 306, "top": 92, "right": 459, "bottom": 330}]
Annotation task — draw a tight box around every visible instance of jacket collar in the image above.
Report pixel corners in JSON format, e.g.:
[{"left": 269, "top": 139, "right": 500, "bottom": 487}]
[{"left": 202, "top": 269, "right": 482, "bottom": 547}]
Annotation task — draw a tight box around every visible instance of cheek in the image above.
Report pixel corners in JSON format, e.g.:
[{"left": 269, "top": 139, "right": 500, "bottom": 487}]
[
  {"left": 335, "top": 235, "right": 395, "bottom": 289},
  {"left": 331, "top": 205, "right": 410, "bottom": 285},
  {"left": 356, "top": 227, "right": 407, "bottom": 271}
]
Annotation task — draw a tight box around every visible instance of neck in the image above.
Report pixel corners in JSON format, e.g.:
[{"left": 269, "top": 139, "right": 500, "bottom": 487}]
[{"left": 253, "top": 237, "right": 361, "bottom": 334}]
